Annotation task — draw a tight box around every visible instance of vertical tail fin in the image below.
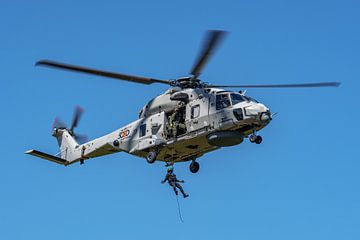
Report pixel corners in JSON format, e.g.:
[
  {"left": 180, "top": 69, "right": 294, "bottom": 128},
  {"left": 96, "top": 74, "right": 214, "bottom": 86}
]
[
  {"left": 26, "top": 106, "right": 86, "bottom": 165},
  {"left": 51, "top": 106, "right": 86, "bottom": 161},
  {"left": 26, "top": 126, "right": 83, "bottom": 166},
  {"left": 53, "top": 128, "right": 79, "bottom": 160}
]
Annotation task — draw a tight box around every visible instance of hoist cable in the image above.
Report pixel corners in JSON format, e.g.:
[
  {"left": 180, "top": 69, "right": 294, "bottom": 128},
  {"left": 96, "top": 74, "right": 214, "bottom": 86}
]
[{"left": 176, "top": 194, "right": 184, "bottom": 223}]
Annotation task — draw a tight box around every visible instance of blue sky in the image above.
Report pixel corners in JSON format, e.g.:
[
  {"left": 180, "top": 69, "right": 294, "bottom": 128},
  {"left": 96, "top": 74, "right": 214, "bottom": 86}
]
[{"left": 1, "top": 0, "right": 359, "bottom": 239}]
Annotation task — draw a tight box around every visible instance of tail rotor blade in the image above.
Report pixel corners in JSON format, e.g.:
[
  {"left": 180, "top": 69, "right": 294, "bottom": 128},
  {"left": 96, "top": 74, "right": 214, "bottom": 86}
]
[
  {"left": 52, "top": 116, "right": 67, "bottom": 129},
  {"left": 70, "top": 106, "right": 84, "bottom": 132},
  {"left": 74, "top": 134, "right": 88, "bottom": 144}
]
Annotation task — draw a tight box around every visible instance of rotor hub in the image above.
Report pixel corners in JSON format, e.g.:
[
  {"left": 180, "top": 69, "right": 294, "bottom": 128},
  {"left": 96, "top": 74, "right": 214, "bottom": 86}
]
[{"left": 172, "top": 77, "right": 204, "bottom": 89}]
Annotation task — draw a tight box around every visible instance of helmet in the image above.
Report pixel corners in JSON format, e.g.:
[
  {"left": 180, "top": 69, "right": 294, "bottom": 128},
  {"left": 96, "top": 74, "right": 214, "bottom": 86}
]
[{"left": 167, "top": 167, "right": 173, "bottom": 172}]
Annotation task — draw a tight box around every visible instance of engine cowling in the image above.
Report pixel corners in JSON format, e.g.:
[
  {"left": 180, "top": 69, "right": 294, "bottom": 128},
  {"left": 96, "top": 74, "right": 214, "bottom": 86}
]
[
  {"left": 170, "top": 92, "right": 189, "bottom": 102},
  {"left": 139, "top": 94, "right": 179, "bottom": 118}
]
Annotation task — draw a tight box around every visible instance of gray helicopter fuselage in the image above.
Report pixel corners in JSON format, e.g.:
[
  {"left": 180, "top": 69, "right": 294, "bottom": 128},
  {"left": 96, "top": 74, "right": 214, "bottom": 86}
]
[
  {"left": 26, "top": 30, "right": 339, "bottom": 167},
  {"left": 74, "top": 87, "right": 271, "bottom": 164}
]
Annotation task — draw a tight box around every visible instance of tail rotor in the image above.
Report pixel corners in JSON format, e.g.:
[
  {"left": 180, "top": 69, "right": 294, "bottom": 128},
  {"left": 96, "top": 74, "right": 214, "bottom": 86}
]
[{"left": 52, "top": 106, "right": 88, "bottom": 144}]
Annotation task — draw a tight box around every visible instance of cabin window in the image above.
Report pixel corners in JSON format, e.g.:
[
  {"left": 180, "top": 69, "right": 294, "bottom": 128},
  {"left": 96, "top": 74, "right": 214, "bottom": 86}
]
[
  {"left": 139, "top": 124, "right": 146, "bottom": 137},
  {"left": 216, "top": 94, "right": 231, "bottom": 110},
  {"left": 191, "top": 105, "right": 200, "bottom": 119}
]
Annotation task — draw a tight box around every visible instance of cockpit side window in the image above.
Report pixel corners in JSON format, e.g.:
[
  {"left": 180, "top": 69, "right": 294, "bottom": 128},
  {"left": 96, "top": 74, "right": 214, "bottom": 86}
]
[
  {"left": 139, "top": 124, "right": 146, "bottom": 137},
  {"left": 230, "top": 93, "right": 246, "bottom": 105},
  {"left": 216, "top": 94, "right": 231, "bottom": 110},
  {"left": 138, "top": 109, "right": 143, "bottom": 119}
]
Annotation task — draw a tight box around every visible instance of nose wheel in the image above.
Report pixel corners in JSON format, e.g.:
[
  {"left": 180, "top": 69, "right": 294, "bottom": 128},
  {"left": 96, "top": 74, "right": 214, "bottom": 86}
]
[
  {"left": 249, "top": 134, "right": 262, "bottom": 144},
  {"left": 255, "top": 135, "right": 262, "bottom": 144},
  {"left": 189, "top": 160, "right": 200, "bottom": 173}
]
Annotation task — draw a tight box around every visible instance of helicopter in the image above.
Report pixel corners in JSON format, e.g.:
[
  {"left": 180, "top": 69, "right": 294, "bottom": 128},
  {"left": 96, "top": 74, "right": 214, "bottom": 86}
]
[{"left": 26, "top": 30, "right": 340, "bottom": 173}]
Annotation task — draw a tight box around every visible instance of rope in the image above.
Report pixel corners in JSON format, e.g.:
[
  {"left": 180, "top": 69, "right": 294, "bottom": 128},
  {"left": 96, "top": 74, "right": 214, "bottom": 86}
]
[
  {"left": 171, "top": 140, "right": 175, "bottom": 165},
  {"left": 171, "top": 140, "right": 183, "bottom": 223},
  {"left": 176, "top": 194, "right": 184, "bottom": 223}
]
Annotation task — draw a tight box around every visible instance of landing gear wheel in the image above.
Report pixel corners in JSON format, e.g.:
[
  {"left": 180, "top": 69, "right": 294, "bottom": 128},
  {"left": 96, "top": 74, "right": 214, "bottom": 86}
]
[
  {"left": 189, "top": 161, "right": 200, "bottom": 173},
  {"left": 249, "top": 134, "right": 257, "bottom": 143},
  {"left": 255, "top": 136, "right": 262, "bottom": 144},
  {"left": 146, "top": 152, "right": 157, "bottom": 164}
]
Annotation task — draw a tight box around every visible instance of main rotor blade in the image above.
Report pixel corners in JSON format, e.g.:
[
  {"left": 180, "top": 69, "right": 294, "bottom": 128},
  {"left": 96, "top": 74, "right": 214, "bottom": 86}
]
[
  {"left": 36, "top": 60, "right": 171, "bottom": 85},
  {"left": 190, "top": 30, "right": 227, "bottom": 78},
  {"left": 208, "top": 82, "right": 341, "bottom": 88}
]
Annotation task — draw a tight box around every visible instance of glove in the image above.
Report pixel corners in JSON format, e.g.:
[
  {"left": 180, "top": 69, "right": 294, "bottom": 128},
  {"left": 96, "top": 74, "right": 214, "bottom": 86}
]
[
  {"left": 180, "top": 180, "right": 185, "bottom": 183},
  {"left": 161, "top": 181, "right": 165, "bottom": 184}
]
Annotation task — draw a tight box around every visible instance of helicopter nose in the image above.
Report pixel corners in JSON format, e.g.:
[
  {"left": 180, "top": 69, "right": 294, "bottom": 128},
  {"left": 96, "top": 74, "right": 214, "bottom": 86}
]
[
  {"left": 244, "top": 103, "right": 268, "bottom": 115},
  {"left": 244, "top": 103, "right": 271, "bottom": 122},
  {"left": 260, "top": 111, "right": 271, "bottom": 122}
]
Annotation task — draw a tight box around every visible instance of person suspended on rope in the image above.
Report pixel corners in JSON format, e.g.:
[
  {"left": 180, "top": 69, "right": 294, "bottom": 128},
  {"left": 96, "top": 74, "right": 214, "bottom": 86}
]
[{"left": 161, "top": 167, "right": 189, "bottom": 198}]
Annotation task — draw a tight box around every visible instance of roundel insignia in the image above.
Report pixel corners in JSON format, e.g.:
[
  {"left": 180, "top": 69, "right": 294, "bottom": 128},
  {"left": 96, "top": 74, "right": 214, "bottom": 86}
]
[{"left": 119, "top": 129, "right": 130, "bottom": 139}]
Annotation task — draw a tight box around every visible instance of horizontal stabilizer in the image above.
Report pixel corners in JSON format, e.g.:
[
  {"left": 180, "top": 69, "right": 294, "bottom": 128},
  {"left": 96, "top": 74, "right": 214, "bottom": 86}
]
[{"left": 25, "top": 149, "right": 69, "bottom": 166}]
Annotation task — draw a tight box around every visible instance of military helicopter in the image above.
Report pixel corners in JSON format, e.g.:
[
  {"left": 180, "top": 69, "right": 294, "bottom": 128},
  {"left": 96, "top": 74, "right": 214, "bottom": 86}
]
[{"left": 26, "top": 30, "right": 340, "bottom": 173}]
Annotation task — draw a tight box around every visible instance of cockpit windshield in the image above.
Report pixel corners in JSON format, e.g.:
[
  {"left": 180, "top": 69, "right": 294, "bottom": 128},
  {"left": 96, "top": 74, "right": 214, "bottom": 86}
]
[
  {"left": 216, "top": 92, "right": 259, "bottom": 110},
  {"left": 243, "top": 95, "right": 258, "bottom": 103},
  {"left": 230, "top": 93, "right": 246, "bottom": 105}
]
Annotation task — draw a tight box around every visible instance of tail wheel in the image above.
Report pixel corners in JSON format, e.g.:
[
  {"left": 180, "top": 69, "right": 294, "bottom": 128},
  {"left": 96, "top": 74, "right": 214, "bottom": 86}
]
[{"left": 189, "top": 161, "right": 200, "bottom": 173}]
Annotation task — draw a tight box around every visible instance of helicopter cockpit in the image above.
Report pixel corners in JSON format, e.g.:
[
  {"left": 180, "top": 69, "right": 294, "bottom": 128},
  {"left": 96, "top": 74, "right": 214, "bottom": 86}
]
[{"left": 215, "top": 91, "right": 259, "bottom": 110}]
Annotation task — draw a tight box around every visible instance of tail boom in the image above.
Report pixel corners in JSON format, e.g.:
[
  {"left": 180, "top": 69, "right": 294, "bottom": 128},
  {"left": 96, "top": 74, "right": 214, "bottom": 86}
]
[{"left": 26, "top": 129, "right": 123, "bottom": 166}]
